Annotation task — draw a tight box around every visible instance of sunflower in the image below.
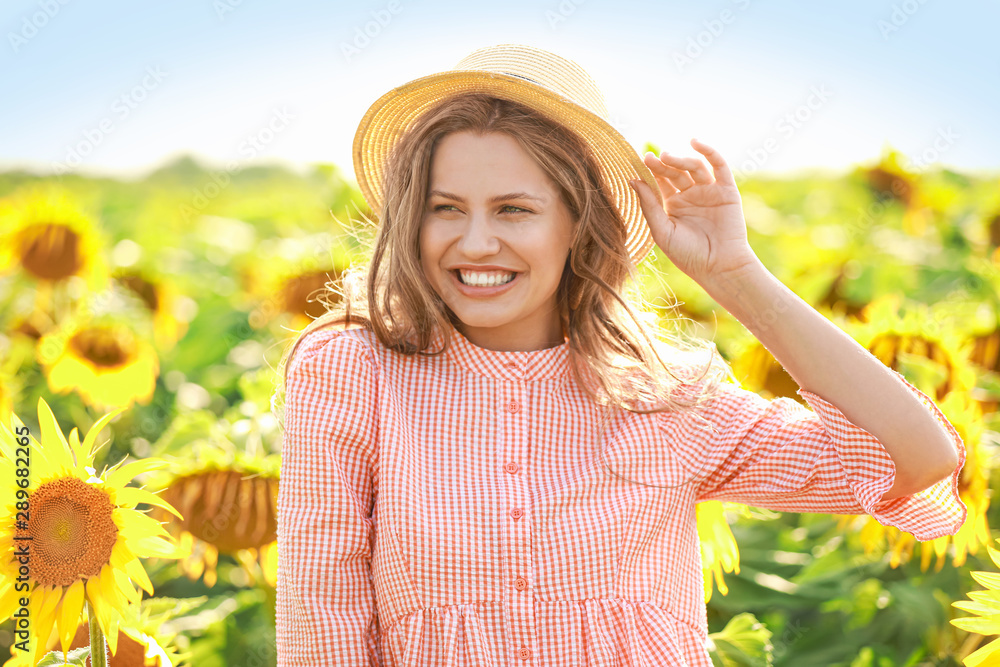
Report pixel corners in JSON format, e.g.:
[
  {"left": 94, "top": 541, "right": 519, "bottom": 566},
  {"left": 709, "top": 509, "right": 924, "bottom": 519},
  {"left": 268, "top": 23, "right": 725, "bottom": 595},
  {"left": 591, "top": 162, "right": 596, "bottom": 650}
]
[
  {"left": 38, "top": 317, "right": 159, "bottom": 410},
  {"left": 697, "top": 501, "right": 741, "bottom": 602},
  {"left": 841, "top": 390, "right": 991, "bottom": 572},
  {"left": 113, "top": 269, "right": 188, "bottom": 350},
  {"left": 810, "top": 258, "right": 869, "bottom": 320},
  {"left": 0, "top": 189, "right": 107, "bottom": 290},
  {"left": 145, "top": 448, "right": 280, "bottom": 589},
  {"left": 986, "top": 210, "right": 1000, "bottom": 252},
  {"left": 239, "top": 237, "right": 353, "bottom": 333},
  {"left": 0, "top": 398, "right": 183, "bottom": 666},
  {"left": 951, "top": 538, "right": 1000, "bottom": 667},
  {"left": 857, "top": 149, "right": 934, "bottom": 237},
  {"left": 7, "top": 595, "right": 189, "bottom": 667},
  {"left": 970, "top": 327, "right": 1000, "bottom": 375},
  {"left": 247, "top": 266, "right": 344, "bottom": 332},
  {"left": 854, "top": 296, "right": 977, "bottom": 402},
  {"left": 729, "top": 340, "right": 802, "bottom": 403},
  {"left": 29, "top": 622, "right": 177, "bottom": 667}
]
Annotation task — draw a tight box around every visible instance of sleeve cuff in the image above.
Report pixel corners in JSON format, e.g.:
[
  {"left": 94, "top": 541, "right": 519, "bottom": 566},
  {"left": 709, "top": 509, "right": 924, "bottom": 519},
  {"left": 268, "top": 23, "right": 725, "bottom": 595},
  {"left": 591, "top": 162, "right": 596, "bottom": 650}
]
[{"left": 796, "top": 369, "right": 967, "bottom": 542}]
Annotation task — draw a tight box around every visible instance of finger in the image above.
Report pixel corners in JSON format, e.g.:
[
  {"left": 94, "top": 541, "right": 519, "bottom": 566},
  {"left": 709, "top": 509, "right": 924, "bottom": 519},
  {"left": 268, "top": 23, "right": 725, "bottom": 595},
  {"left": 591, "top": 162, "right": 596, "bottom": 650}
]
[
  {"left": 644, "top": 152, "right": 695, "bottom": 190},
  {"left": 642, "top": 154, "right": 682, "bottom": 199},
  {"left": 629, "top": 178, "right": 674, "bottom": 240},
  {"left": 657, "top": 152, "right": 713, "bottom": 185},
  {"left": 690, "top": 138, "right": 736, "bottom": 186}
]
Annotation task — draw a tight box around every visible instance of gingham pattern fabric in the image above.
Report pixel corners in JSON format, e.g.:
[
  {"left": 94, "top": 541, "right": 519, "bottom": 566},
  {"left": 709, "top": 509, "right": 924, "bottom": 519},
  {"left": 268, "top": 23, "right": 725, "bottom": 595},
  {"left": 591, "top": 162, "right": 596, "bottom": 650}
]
[{"left": 276, "top": 325, "right": 966, "bottom": 666}]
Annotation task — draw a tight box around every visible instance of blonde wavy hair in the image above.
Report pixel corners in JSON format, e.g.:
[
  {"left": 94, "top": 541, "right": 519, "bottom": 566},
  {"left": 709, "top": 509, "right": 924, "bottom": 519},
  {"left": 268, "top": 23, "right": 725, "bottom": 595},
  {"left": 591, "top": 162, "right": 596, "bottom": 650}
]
[{"left": 277, "top": 93, "right": 732, "bottom": 420}]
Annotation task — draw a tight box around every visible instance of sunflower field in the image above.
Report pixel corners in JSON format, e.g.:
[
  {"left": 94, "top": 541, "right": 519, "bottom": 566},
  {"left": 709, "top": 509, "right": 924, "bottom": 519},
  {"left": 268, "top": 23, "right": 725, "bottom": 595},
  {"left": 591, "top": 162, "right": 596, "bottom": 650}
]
[{"left": 0, "top": 148, "right": 998, "bottom": 666}]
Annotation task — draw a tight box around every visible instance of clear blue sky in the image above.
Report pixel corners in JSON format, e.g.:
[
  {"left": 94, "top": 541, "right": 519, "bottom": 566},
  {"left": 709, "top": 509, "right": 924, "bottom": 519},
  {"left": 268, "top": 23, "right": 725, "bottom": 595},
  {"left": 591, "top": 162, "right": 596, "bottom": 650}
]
[{"left": 1, "top": 0, "right": 997, "bottom": 183}]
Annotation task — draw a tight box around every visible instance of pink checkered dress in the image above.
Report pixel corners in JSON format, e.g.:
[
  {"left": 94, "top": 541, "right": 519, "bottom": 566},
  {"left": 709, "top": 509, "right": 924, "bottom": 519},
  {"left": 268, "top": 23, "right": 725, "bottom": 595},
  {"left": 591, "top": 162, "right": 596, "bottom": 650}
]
[{"left": 275, "top": 324, "right": 965, "bottom": 666}]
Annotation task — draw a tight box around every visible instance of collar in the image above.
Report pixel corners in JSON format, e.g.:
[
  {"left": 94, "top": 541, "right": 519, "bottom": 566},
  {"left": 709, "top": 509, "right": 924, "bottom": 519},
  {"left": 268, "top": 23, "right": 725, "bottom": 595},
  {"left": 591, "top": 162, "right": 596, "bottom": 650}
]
[{"left": 441, "top": 323, "right": 570, "bottom": 382}]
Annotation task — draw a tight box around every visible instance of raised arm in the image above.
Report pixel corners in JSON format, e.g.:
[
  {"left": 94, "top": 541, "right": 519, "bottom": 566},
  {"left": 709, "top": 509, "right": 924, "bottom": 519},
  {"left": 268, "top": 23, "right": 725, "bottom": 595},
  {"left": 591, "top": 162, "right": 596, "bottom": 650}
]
[
  {"left": 276, "top": 328, "right": 382, "bottom": 666},
  {"left": 629, "top": 139, "right": 961, "bottom": 501}
]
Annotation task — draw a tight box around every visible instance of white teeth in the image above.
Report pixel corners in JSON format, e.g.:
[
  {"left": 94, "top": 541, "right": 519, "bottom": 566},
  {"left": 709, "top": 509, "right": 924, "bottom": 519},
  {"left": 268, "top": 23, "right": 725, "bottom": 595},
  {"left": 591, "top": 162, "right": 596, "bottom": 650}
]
[{"left": 459, "top": 270, "right": 516, "bottom": 287}]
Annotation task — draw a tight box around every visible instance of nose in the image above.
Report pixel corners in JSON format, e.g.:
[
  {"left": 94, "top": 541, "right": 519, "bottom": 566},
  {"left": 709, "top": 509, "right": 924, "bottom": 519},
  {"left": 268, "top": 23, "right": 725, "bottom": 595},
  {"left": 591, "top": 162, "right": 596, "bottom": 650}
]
[{"left": 456, "top": 212, "right": 501, "bottom": 258}]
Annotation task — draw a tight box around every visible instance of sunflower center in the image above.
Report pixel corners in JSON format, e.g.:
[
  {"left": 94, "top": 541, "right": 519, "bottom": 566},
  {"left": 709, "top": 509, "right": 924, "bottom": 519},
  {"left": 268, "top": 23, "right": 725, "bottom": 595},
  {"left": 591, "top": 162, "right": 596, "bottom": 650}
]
[
  {"left": 69, "top": 326, "right": 135, "bottom": 368},
  {"left": 165, "top": 470, "right": 278, "bottom": 552},
  {"left": 19, "top": 223, "right": 84, "bottom": 281},
  {"left": 18, "top": 477, "right": 118, "bottom": 587},
  {"left": 117, "top": 273, "right": 160, "bottom": 312}
]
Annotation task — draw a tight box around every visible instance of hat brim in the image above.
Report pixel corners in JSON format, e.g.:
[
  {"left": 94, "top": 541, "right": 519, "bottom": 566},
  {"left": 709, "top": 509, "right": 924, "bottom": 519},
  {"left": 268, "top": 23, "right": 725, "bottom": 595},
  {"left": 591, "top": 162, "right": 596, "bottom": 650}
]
[{"left": 352, "top": 70, "right": 662, "bottom": 265}]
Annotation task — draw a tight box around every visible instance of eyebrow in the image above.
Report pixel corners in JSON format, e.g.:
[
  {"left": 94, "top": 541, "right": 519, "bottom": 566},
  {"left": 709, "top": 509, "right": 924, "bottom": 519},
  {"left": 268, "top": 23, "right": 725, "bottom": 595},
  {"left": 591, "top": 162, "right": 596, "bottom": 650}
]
[{"left": 427, "top": 190, "right": 546, "bottom": 204}]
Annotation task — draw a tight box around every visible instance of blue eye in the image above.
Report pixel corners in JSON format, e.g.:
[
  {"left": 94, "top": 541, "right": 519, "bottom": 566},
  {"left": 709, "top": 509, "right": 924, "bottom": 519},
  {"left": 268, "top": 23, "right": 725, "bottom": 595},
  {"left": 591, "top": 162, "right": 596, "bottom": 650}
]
[{"left": 434, "top": 204, "right": 459, "bottom": 211}]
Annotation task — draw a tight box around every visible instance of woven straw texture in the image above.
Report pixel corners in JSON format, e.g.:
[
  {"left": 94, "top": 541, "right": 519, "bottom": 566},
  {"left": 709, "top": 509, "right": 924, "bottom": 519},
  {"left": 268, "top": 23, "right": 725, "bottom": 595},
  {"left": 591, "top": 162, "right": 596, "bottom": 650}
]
[{"left": 352, "top": 44, "right": 661, "bottom": 264}]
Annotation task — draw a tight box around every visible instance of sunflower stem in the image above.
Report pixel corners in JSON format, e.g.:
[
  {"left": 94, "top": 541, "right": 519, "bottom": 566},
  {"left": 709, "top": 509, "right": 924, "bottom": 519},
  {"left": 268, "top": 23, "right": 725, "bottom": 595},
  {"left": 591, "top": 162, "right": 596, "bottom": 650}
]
[{"left": 86, "top": 599, "right": 109, "bottom": 667}]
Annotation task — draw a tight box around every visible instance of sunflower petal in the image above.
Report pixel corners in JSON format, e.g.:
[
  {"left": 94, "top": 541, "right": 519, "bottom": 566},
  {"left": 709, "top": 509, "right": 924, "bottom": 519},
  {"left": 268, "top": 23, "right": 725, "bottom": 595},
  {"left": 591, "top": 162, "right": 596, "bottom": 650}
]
[
  {"left": 989, "top": 541, "right": 1000, "bottom": 570},
  {"left": 81, "top": 406, "right": 124, "bottom": 464},
  {"left": 99, "top": 564, "right": 125, "bottom": 615},
  {"left": 964, "top": 637, "right": 1000, "bottom": 667},
  {"left": 951, "top": 615, "right": 1000, "bottom": 635},
  {"left": 953, "top": 600, "right": 1000, "bottom": 616},
  {"left": 262, "top": 540, "right": 278, "bottom": 588},
  {"left": 114, "top": 486, "right": 183, "bottom": 520},
  {"left": 120, "top": 506, "right": 173, "bottom": 536},
  {"left": 86, "top": 576, "right": 113, "bottom": 640},
  {"left": 109, "top": 539, "right": 135, "bottom": 573},
  {"left": 113, "top": 566, "right": 141, "bottom": 605},
  {"left": 971, "top": 571, "right": 1000, "bottom": 590},
  {"left": 105, "top": 609, "right": 121, "bottom": 656},
  {"left": 126, "top": 534, "right": 182, "bottom": 558},
  {"left": 104, "top": 458, "right": 170, "bottom": 490},
  {"left": 968, "top": 589, "right": 1000, "bottom": 606},
  {"left": 56, "top": 580, "right": 85, "bottom": 655},
  {"left": 0, "top": 580, "right": 19, "bottom": 622},
  {"left": 34, "top": 398, "right": 75, "bottom": 475},
  {"left": 0, "top": 419, "right": 25, "bottom": 463},
  {"left": 32, "top": 588, "right": 60, "bottom": 665},
  {"left": 124, "top": 558, "right": 154, "bottom": 596},
  {"left": 37, "top": 584, "right": 62, "bottom": 627}
]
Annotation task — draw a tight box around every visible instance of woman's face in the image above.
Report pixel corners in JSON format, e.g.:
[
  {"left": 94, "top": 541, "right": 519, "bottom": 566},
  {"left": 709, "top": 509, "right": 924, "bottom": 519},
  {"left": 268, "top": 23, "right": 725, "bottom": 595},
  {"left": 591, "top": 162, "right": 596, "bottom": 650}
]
[{"left": 419, "top": 130, "right": 575, "bottom": 351}]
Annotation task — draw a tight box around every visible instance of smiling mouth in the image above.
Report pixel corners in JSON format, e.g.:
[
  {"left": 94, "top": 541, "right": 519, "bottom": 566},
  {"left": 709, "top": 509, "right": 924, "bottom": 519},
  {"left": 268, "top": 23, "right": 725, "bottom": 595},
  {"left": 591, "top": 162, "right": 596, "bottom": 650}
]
[{"left": 455, "top": 270, "right": 517, "bottom": 287}]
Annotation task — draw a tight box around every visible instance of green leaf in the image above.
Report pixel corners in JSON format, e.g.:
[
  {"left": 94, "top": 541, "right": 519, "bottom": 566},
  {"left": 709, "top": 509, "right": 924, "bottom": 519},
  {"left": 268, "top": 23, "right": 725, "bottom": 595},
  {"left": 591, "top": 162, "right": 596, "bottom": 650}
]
[
  {"left": 36, "top": 647, "right": 91, "bottom": 667},
  {"left": 709, "top": 613, "right": 774, "bottom": 667}
]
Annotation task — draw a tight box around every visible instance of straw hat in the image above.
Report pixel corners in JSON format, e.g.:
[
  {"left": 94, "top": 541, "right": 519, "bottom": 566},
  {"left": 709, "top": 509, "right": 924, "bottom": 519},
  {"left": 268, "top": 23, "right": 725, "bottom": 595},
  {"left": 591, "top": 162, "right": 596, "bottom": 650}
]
[{"left": 351, "top": 43, "right": 663, "bottom": 265}]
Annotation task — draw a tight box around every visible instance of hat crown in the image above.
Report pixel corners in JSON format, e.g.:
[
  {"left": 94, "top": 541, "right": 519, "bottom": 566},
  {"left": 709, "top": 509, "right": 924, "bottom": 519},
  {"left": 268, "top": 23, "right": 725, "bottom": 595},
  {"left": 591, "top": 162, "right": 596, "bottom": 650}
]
[{"left": 453, "top": 44, "right": 610, "bottom": 121}]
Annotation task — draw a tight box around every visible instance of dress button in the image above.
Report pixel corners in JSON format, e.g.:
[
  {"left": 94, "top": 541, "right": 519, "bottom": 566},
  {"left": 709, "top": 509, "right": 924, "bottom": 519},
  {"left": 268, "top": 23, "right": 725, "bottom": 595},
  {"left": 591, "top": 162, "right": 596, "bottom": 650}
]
[
  {"left": 503, "top": 461, "right": 519, "bottom": 474},
  {"left": 514, "top": 576, "right": 528, "bottom": 590},
  {"left": 518, "top": 647, "right": 532, "bottom": 660},
  {"left": 510, "top": 507, "right": 524, "bottom": 520},
  {"left": 506, "top": 400, "right": 520, "bottom": 413}
]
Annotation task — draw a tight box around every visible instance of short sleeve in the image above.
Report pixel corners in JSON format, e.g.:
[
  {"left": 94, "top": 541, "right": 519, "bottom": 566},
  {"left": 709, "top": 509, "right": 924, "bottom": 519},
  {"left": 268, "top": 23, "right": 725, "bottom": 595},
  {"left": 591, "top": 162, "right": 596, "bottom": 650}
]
[
  {"left": 275, "top": 328, "right": 383, "bottom": 666},
  {"left": 693, "top": 370, "right": 966, "bottom": 541}
]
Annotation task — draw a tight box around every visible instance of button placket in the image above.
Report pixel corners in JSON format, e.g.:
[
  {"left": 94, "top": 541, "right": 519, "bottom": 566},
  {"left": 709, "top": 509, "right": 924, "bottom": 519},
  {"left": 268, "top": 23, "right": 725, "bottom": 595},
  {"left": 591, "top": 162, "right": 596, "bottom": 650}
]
[{"left": 501, "top": 373, "right": 535, "bottom": 663}]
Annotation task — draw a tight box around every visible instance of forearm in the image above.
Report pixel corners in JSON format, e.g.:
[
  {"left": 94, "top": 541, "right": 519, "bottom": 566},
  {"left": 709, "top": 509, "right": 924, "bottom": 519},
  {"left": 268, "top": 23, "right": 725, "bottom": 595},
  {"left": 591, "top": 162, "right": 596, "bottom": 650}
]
[{"left": 700, "top": 258, "right": 960, "bottom": 499}]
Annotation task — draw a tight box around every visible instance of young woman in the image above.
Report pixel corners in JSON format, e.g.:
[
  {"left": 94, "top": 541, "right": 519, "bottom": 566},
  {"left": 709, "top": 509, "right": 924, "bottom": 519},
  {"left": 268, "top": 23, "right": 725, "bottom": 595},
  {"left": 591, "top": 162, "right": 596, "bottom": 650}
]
[{"left": 273, "top": 44, "right": 966, "bottom": 666}]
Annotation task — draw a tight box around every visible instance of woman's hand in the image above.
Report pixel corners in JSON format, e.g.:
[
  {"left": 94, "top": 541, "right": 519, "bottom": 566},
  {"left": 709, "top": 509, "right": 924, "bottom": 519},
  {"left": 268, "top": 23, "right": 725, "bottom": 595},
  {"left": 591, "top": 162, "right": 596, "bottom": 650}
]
[{"left": 629, "top": 139, "right": 760, "bottom": 286}]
